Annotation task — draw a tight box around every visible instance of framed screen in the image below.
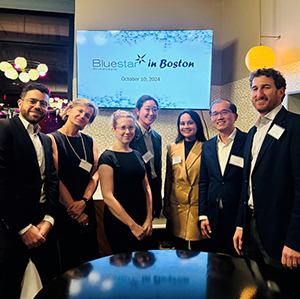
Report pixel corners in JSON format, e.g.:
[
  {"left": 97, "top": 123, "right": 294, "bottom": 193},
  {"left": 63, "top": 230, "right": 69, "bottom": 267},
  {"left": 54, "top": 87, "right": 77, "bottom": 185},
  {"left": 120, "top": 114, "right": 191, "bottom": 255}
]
[{"left": 76, "top": 30, "right": 213, "bottom": 109}]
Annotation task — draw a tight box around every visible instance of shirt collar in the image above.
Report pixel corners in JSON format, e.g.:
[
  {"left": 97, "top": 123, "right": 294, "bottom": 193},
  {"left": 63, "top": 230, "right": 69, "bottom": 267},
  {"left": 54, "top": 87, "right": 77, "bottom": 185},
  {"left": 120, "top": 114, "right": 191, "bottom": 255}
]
[
  {"left": 217, "top": 127, "right": 237, "bottom": 145},
  {"left": 19, "top": 115, "right": 40, "bottom": 134},
  {"left": 136, "top": 121, "right": 152, "bottom": 136},
  {"left": 255, "top": 104, "right": 283, "bottom": 127}
]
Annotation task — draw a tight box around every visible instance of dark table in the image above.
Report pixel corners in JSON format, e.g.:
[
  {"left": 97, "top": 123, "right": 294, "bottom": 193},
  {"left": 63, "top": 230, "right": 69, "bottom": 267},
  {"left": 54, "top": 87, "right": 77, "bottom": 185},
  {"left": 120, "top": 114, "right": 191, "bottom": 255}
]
[{"left": 35, "top": 250, "right": 297, "bottom": 299}]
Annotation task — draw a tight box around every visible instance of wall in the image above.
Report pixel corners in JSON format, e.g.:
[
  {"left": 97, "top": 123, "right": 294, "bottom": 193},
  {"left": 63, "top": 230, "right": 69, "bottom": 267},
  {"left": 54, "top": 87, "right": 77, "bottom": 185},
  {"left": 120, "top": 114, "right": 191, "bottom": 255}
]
[
  {"left": 75, "top": 0, "right": 300, "bottom": 196},
  {"left": 222, "top": 0, "right": 300, "bottom": 83}
]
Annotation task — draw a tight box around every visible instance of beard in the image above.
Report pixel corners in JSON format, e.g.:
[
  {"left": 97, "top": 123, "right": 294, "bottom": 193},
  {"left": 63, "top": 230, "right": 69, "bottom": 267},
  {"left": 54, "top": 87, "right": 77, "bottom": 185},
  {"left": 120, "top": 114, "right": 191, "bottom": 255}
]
[{"left": 19, "top": 107, "right": 46, "bottom": 124}]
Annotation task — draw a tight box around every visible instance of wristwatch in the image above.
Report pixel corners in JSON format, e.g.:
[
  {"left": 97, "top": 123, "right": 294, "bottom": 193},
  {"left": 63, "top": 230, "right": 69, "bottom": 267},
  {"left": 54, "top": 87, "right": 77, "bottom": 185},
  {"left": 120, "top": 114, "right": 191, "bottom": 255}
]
[{"left": 82, "top": 197, "right": 89, "bottom": 203}]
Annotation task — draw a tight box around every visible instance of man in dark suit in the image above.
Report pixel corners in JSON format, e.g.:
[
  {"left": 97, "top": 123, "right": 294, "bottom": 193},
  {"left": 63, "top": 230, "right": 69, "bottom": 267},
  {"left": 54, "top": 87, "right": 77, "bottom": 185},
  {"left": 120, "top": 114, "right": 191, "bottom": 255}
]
[
  {"left": 199, "top": 99, "right": 246, "bottom": 256},
  {"left": 0, "top": 83, "right": 59, "bottom": 298},
  {"left": 233, "top": 68, "right": 300, "bottom": 273},
  {"left": 130, "top": 95, "right": 162, "bottom": 218}
]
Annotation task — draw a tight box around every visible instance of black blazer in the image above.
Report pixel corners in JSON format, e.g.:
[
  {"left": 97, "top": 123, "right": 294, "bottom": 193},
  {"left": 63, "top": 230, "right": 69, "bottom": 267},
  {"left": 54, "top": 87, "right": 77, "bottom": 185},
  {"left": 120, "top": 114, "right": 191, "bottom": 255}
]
[
  {"left": 129, "top": 123, "right": 162, "bottom": 217},
  {"left": 0, "top": 116, "right": 59, "bottom": 248},
  {"left": 199, "top": 128, "right": 247, "bottom": 236},
  {"left": 236, "top": 107, "right": 300, "bottom": 260}
]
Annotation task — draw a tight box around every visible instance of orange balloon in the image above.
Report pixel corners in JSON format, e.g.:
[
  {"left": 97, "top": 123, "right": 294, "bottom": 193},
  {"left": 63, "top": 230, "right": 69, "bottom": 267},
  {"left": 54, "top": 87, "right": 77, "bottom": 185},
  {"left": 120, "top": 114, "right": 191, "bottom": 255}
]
[{"left": 245, "top": 46, "right": 276, "bottom": 71}]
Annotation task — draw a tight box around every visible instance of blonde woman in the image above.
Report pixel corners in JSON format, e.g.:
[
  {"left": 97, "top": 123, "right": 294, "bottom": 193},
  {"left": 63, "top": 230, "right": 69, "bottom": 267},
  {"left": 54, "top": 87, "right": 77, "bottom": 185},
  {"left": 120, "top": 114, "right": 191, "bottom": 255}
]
[
  {"left": 98, "top": 110, "right": 157, "bottom": 254},
  {"left": 48, "top": 98, "right": 99, "bottom": 272}
]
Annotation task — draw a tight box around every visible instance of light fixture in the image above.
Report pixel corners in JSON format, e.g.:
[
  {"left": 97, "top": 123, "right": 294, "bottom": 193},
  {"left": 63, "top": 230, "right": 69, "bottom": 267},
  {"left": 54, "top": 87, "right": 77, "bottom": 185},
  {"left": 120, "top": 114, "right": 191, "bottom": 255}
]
[
  {"left": 245, "top": 0, "right": 281, "bottom": 72},
  {"left": 0, "top": 57, "right": 48, "bottom": 83}
]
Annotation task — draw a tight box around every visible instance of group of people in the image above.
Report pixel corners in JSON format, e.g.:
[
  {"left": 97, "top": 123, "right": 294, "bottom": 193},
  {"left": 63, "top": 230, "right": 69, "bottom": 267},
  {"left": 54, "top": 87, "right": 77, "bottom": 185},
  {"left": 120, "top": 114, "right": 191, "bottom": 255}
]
[{"left": 0, "top": 67, "right": 300, "bottom": 298}]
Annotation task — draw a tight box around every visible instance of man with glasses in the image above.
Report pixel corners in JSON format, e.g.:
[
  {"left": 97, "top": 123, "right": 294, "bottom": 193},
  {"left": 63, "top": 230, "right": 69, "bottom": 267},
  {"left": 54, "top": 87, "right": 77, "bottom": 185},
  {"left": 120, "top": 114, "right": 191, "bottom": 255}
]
[
  {"left": 0, "top": 83, "right": 59, "bottom": 298},
  {"left": 199, "top": 99, "right": 246, "bottom": 255}
]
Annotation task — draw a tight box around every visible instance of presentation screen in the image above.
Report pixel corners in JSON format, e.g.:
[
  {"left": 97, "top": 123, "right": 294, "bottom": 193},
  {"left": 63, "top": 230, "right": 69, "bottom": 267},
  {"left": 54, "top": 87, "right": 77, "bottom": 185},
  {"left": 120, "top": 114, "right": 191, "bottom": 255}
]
[{"left": 76, "top": 30, "right": 213, "bottom": 109}]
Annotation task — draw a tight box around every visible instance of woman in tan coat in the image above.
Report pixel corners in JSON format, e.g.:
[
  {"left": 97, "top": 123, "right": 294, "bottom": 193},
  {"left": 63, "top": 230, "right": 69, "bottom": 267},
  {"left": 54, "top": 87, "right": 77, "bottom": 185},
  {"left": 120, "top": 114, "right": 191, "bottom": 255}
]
[{"left": 163, "top": 110, "right": 206, "bottom": 250}]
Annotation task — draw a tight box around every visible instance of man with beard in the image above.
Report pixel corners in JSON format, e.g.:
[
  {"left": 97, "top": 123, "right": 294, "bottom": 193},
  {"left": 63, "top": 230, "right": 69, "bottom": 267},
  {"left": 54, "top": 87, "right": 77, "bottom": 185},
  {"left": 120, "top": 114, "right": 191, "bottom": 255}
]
[
  {"left": 233, "top": 68, "right": 300, "bottom": 296},
  {"left": 0, "top": 83, "right": 59, "bottom": 298}
]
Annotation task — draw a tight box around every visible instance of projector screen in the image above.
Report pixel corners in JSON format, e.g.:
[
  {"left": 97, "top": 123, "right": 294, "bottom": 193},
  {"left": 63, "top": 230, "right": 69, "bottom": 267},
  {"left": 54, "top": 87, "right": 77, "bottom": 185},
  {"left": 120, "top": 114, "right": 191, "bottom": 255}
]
[{"left": 76, "top": 30, "right": 213, "bottom": 109}]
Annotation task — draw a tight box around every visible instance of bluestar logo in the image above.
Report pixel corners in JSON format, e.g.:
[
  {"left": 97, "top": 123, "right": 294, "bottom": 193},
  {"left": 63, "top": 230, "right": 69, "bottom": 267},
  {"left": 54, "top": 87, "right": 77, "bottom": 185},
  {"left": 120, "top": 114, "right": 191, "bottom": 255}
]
[{"left": 92, "top": 54, "right": 195, "bottom": 69}]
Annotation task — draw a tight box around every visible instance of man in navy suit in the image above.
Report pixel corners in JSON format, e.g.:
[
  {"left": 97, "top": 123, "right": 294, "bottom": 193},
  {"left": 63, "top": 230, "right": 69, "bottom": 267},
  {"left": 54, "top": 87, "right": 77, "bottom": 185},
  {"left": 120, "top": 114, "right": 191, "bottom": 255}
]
[
  {"left": 199, "top": 99, "right": 246, "bottom": 256},
  {"left": 0, "top": 83, "right": 59, "bottom": 298},
  {"left": 233, "top": 68, "right": 300, "bottom": 273}
]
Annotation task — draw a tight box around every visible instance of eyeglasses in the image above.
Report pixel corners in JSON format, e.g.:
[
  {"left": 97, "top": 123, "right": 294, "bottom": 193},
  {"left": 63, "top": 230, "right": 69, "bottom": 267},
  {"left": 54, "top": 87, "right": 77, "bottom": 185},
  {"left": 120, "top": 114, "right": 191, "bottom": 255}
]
[
  {"left": 26, "top": 98, "right": 48, "bottom": 109},
  {"left": 210, "top": 109, "right": 232, "bottom": 117},
  {"left": 116, "top": 126, "right": 136, "bottom": 132}
]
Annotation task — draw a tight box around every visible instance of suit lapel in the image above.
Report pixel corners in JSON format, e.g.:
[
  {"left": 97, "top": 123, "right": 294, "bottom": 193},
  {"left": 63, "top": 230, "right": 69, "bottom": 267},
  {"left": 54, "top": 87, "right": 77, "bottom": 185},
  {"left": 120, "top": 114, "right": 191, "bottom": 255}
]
[
  {"left": 11, "top": 116, "right": 40, "bottom": 170},
  {"left": 254, "top": 107, "right": 286, "bottom": 171},
  {"left": 134, "top": 124, "right": 147, "bottom": 154},
  {"left": 206, "top": 136, "right": 223, "bottom": 179},
  {"left": 223, "top": 129, "right": 245, "bottom": 178}
]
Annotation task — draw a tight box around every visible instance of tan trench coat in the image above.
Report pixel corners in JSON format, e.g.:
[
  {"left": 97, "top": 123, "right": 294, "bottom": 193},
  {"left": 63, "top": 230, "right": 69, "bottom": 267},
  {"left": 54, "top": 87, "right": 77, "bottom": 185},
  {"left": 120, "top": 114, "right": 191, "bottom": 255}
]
[{"left": 167, "top": 140, "right": 203, "bottom": 241}]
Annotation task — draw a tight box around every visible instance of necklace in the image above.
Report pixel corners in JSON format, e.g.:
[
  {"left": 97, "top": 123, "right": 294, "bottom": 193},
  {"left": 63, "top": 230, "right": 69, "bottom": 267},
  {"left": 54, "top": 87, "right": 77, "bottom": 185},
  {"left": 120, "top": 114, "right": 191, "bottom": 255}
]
[{"left": 63, "top": 132, "right": 87, "bottom": 162}]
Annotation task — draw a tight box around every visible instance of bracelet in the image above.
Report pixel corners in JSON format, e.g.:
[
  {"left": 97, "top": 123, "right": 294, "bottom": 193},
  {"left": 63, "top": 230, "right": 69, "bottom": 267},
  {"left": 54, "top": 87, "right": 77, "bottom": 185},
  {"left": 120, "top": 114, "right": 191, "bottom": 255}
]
[{"left": 82, "top": 197, "right": 89, "bottom": 203}]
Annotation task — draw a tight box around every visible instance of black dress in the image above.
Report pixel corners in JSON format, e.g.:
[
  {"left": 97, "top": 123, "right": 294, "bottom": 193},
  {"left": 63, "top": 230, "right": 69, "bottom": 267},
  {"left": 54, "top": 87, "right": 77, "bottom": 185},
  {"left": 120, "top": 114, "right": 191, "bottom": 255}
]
[
  {"left": 98, "top": 149, "right": 157, "bottom": 254},
  {"left": 51, "top": 131, "right": 99, "bottom": 272}
]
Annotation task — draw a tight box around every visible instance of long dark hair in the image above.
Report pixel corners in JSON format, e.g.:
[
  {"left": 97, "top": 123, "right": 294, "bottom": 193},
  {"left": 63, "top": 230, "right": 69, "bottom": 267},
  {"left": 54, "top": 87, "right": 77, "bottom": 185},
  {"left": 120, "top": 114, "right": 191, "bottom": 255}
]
[{"left": 175, "top": 110, "right": 206, "bottom": 143}]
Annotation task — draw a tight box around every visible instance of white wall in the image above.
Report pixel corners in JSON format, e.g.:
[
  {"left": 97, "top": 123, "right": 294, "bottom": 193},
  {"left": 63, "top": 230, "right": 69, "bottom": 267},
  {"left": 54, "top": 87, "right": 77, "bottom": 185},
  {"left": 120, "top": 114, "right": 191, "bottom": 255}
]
[
  {"left": 75, "top": 0, "right": 223, "bottom": 85},
  {"left": 222, "top": 0, "right": 300, "bottom": 82}
]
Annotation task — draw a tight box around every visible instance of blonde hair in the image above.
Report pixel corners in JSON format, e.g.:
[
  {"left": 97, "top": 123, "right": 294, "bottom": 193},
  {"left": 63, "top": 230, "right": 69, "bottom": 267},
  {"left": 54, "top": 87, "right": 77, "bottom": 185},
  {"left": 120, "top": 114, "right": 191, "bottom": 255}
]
[
  {"left": 61, "top": 98, "right": 98, "bottom": 124},
  {"left": 110, "top": 110, "right": 135, "bottom": 128}
]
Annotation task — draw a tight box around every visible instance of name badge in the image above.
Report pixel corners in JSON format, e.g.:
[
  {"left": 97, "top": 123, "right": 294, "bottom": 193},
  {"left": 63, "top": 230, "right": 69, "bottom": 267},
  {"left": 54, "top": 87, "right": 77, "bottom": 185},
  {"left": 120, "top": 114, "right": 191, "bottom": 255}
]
[
  {"left": 79, "top": 159, "right": 92, "bottom": 172},
  {"left": 268, "top": 124, "right": 285, "bottom": 140},
  {"left": 142, "top": 151, "right": 154, "bottom": 163},
  {"left": 229, "top": 155, "right": 244, "bottom": 168},
  {"left": 172, "top": 155, "right": 182, "bottom": 165}
]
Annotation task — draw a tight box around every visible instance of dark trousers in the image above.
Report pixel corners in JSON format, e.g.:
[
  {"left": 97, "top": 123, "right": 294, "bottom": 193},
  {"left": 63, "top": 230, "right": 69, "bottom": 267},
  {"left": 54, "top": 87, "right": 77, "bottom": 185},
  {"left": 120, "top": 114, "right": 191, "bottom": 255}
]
[
  {"left": 0, "top": 237, "right": 60, "bottom": 299},
  {"left": 245, "top": 208, "right": 300, "bottom": 298},
  {"left": 199, "top": 210, "right": 239, "bottom": 257}
]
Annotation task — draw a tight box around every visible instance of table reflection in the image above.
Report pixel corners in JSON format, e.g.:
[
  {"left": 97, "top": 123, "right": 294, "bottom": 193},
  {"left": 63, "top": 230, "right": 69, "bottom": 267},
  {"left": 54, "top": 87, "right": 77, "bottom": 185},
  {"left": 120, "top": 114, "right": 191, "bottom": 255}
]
[{"left": 35, "top": 250, "right": 282, "bottom": 299}]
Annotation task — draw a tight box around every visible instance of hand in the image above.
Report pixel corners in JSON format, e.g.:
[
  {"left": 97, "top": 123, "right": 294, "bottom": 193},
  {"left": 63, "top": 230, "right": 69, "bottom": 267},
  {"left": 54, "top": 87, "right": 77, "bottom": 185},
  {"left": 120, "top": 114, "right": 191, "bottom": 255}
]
[
  {"left": 142, "top": 218, "right": 153, "bottom": 237},
  {"left": 163, "top": 205, "right": 171, "bottom": 220},
  {"left": 37, "top": 220, "right": 52, "bottom": 238},
  {"left": 67, "top": 200, "right": 86, "bottom": 219},
  {"left": 76, "top": 213, "right": 89, "bottom": 227},
  {"left": 200, "top": 219, "right": 212, "bottom": 239},
  {"left": 20, "top": 226, "right": 46, "bottom": 249},
  {"left": 281, "top": 246, "right": 300, "bottom": 269},
  {"left": 130, "top": 223, "right": 145, "bottom": 241},
  {"left": 233, "top": 229, "right": 244, "bottom": 256}
]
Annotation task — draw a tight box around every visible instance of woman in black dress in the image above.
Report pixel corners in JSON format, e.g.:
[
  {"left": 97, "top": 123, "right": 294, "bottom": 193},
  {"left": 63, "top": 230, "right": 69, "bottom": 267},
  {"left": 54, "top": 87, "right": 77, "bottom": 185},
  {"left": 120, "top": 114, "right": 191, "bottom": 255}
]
[
  {"left": 48, "top": 98, "right": 100, "bottom": 272},
  {"left": 98, "top": 110, "right": 155, "bottom": 254}
]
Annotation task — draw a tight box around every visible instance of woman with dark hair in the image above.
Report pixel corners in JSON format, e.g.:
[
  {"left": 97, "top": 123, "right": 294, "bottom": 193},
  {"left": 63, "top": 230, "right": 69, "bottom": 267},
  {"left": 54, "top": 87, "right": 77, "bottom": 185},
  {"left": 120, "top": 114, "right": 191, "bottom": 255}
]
[
  {"left": 163, "top": 110, "right": 206, "bottom": 250},
  {"left": 129, "top": 95, "right": 162, "bottom": 218}
]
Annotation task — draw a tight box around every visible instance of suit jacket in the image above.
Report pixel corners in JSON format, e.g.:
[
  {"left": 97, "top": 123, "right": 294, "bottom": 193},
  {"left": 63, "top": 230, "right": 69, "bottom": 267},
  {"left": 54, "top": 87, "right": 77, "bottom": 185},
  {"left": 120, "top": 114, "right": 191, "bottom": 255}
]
[
  {"left": 167, "top": 140, "right": 202, "bottom": 240},
  {"left": 0, "top": 116, "right": 59, "bottom": 248},
  {"left": 129, "top": 123, "right": 162, "bottom": 217},
  {"left": 236, "top": 107, "right": 300, "bottom": 260},
  {"left": 199, "top": 128, "right": 247, "bottom": 236}
]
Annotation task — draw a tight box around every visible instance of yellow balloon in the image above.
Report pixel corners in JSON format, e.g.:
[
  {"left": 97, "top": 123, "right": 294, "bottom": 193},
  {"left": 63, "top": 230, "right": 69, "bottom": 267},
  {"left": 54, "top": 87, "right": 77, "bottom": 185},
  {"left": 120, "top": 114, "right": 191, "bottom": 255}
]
[
  {"left": 245, "top": 46, "right": 276, "bottom": 72},
  {"left": 14, "top": 57, "right": 27, "bottom": 69},
  {"left": 37, "top": 63, "right": 48, "bottom": 73},
  {"left": 19, "top": 72, "right": 30, "bottom": 83},
  {"left": 0, "top": 61, "right": 13, "bottom": 72},
  {"left": 5, "top": 68, "right": 18, "bottom": 80},
  {"left": 29, "top": 69, "right": 39, "bottom": 81}
]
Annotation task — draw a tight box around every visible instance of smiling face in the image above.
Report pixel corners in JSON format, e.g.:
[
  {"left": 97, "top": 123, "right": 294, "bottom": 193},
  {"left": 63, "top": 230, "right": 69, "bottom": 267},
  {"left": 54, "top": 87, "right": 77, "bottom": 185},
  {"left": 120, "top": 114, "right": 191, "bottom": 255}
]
[
  {"left": 112, "top": 117, "right": 135, "bottom": 145},
  {"left": 210, "top": 100, "right": 237, "bottom": 135},
  {"left": 18, "top": 89, "right": 48, "bottom": 124},
  {"left": 136, "top": 100, "right": 158, "bottom": 130},
  {"left": 251, "top": 75, "right": 285, "bottom": 117},
  {"left": 66, "top": 104, "right": 94, "bottom": 131},
  {"left": 179, "top": 113, "right": 197, "bottom": 141}
]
